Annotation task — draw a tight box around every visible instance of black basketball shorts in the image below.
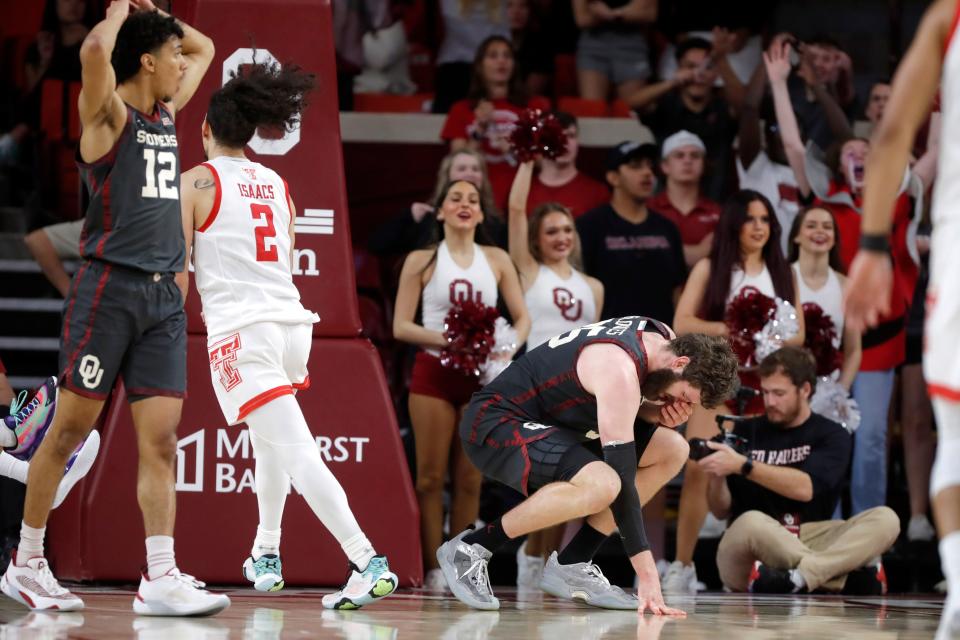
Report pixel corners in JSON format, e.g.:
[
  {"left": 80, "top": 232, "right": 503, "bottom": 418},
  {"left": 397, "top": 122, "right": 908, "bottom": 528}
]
[
  {"left": 58, "top": 260, "right": 186, "bottom": 402},
  {"left": 459, "top": 393, "right": 658, "bottom": 496}
]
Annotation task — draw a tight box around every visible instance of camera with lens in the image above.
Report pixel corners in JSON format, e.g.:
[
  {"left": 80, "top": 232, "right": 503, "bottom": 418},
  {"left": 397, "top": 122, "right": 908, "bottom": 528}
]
[{"left": 688, "top": 414, "right": 751, "bottom": 461}]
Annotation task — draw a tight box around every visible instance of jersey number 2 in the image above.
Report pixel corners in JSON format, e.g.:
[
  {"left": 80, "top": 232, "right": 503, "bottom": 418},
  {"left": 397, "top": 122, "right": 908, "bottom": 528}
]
[
  {"left": 251, "top": 204, "right": 279, "bottom": 262},
  {"left": 141, "top": 149, "right": 178, "bottom": 199}
]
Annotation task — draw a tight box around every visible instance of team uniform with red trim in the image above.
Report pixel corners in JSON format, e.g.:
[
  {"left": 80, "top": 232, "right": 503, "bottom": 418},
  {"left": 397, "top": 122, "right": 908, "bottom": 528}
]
[
  {"left": 192, "top": 156, "right": 318, "bottom": 424},
  {"left": 926, "top": 7, "right": 960, "bottom": 401},
  {"left": 61, "top": 102, "right": 186, "bottom": 400},
  {"left": 459, "top": 316, "right": 667, "bottom": 496},
  {"left": 409, "top": 241, "right": 499, "bottom": 406}
]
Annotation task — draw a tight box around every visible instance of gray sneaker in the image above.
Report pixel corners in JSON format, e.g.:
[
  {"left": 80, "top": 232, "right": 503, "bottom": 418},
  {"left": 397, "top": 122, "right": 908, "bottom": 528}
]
[
  {"left": 436, "top": 530, "right": 500, "bottom": 610},
  {"left": 539, "top": 552, "right": 638, "bottom": 610}
]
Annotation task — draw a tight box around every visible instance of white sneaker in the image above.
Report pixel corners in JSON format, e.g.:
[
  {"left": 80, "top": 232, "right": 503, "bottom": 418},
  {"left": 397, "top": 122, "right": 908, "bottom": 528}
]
[
  {"left": 53, "top": 430, "right": 100, "bottom": 509},
  {"left": 321, "top": 555, "right": 397, "bottom": 610},
  {"left": 936, "top": 592, "right": 960, "bottom": 640},
  {"left": 424, "top": 568, "right": 447, "bottom": 592},
  {"left": 516, "top": 541, "right": 544, "bottom": 589},
  {"left": 699, "top": 512, "right": 728, "bottom": 539},
  {"left": 0, "top": 554, "right": 84, "bottom": 611},
  {"left": 661, "top": 560, "right": 697, "bottom": 596},
  {"left": 133, "top": 568, "right": 230, "bottom": 616},
  {"left": 907, "top": 515, "right": 936, "bottom": 542}
]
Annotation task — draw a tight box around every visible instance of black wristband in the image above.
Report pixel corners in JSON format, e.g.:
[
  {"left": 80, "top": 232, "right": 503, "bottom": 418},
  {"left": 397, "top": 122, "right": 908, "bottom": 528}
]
[
  {"left": 859, "top": 233, "right": 890, "bottom": 253},
  {"left": 602, "top": 442, "right": 650, "bottom": 556},
  {"left": 740, "top": 458, "right": 754, "bottom": 476}
]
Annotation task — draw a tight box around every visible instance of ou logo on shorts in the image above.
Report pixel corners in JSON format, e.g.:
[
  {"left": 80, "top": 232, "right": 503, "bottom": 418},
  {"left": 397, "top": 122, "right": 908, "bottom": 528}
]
[{"left": 78, "top": 354, "right": 103, "bottom": 389}]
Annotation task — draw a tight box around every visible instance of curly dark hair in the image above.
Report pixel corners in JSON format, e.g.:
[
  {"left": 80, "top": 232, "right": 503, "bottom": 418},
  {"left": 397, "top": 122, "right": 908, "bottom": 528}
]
[
  {"left": 111, "top": 11, "right": 183, "bottom": 85},
  {"left": 207, "top": 58, "right": 316, "bottom": 149},
  {"left": 669, "top": 333, "right": 739, "bottom": 409}
]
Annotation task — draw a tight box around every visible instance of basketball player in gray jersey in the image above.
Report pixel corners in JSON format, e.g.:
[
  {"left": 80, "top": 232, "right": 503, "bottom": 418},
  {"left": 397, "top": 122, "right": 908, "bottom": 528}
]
[
  {"left": 0, "top": 0, "right": 224, "bottom": 616},
  {"left": 438, "top": 317, "right": 738, "bottom": 614}
]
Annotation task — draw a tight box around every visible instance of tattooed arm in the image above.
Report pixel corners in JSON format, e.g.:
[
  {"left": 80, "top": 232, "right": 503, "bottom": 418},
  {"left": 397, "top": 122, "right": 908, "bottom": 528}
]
[{"left": 176, "top": 164, "right": 217, "bottom": 302}]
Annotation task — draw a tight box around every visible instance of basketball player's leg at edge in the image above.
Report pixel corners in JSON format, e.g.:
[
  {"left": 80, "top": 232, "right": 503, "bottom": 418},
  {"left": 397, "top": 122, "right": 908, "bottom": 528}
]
[{"left": 241, "top": 393, "right": 398, "bottom": 609}]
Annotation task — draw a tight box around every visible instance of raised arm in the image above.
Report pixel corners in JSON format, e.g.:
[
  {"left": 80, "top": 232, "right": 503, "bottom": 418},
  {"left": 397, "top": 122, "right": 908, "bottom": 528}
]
[
  {"left": 78, "top": 1, "right": 129, "bottom": 143},
  {"left": 846, "top": 0, "right": 949, "bottom": 331},
  {"left": 711, "top": 27, "right": 745, "bottom": 112},
  {"left": 621, "top": 70, "right": 694, "bottom": 112},
  {"left": 738, "top": 60, "right": 768, "bottom": 168},
  {"left": 798, "top": 56, "right": 854, "bottom": 142},
  {"left": 507, "top": 161, "right": 540, "bottom": 284},
  {"left": 765, "top": 44, "right": 812, "bottom": 198},
  {"left": 135, "top": 0, "right": 215, "bottom": 115}
]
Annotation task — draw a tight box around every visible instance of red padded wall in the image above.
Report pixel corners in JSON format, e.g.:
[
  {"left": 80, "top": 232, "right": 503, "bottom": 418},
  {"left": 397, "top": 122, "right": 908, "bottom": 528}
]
[{"left": 48, "top": 337, "right": 422, "bottom": 586}]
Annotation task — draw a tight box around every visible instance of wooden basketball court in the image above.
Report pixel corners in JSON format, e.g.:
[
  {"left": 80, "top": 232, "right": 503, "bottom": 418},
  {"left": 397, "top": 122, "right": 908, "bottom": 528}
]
[{"left": 0, "top": 586, "right": 944, "bottom": 638}]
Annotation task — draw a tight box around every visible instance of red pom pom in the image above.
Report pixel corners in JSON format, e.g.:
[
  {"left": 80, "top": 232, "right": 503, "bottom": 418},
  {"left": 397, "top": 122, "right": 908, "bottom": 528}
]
[
  {"left": 439, "top": 300, "right": 500, "bottom": 377},
  {"left": 724, "top": 286, "right": 777, "bottom": 366},
  {"left": 802, "top": 302, "right": 843, "bottom": 376},
  {"left": 509, "top": 109, "right": 569, "bottom": 163}
]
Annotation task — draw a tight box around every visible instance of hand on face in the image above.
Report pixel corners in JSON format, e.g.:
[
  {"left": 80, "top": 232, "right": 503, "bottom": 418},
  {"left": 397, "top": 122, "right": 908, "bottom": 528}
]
[{"left": 658, "top": 399, "right": 693, "bottom": 428}]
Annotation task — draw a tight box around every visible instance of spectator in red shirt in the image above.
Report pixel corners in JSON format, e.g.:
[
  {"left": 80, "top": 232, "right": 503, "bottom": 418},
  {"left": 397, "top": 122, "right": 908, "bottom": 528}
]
[
  {"left": 503, "top": 111, "right": 609, "bottom": 218},
  {"left": 441, "top": 36, "right": 551, "bottom": 205},
  {"left": 648, "top": 130, "right": 720, "bottom": 268}
]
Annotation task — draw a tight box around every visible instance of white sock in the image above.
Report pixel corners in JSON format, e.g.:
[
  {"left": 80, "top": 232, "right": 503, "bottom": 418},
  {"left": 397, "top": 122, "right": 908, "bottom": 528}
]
[
  {"left": 146, "top": 535, "right": 176, "bottom": 580},
  {"left": 342, "top": 532, "right": 376, "bottom": 572},
  {"left": 16, "top": 523, "right": 45, "bottom": 565},
  {"left": 788, "top": 569, "right": 807, "bottom": 593},
  {"left": 245, "top": 395, "right": 364, "bottom": 546},
  {"left": 252, "top": 526, "right": 281, "bottom": 559},
  {"left": 0, "top": 452, "right": 28, "bottom": 484},
  {"left": 941, "top": 531, "right": 960, "bottom": 589}
]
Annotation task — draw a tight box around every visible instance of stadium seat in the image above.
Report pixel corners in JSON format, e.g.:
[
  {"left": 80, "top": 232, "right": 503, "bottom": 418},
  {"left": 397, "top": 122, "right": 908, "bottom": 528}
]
[
  {"left": 353, "top": 92, "right": 432, "bottom": 113},
  {"left": 609, "top": 99, "right": 634, "bottom": 118},
  {"left": 553, "top": 54, "right": 578, "bottom": 98},
  {"left": 557, "top": 97, "right": 609, "bottom": 118}
]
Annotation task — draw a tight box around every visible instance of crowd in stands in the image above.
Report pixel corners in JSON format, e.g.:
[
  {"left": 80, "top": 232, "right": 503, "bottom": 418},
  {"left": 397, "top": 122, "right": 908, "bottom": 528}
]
[
  {"left": 0, "top": 0, "right": 941, "bottom": 594},
  {"left": 361, "top": 1, "right": 938, "bottom": 593}
]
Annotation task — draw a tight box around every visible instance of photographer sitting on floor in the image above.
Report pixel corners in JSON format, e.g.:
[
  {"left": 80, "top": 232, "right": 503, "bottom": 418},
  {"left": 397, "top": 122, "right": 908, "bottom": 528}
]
[{"left": 698, "top": 346, "right": 899, "bottom": 594}]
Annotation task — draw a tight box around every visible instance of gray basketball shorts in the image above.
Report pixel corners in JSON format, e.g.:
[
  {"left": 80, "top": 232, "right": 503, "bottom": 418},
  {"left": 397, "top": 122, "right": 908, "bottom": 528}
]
[{"left": 58, "top": 259, "right": 186, "bottom": 401}]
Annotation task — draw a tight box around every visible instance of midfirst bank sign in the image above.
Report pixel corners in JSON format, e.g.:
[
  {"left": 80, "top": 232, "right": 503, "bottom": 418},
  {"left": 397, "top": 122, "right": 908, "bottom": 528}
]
[{"left": 175, "top": 428, "right": 370, "bottom": 493}]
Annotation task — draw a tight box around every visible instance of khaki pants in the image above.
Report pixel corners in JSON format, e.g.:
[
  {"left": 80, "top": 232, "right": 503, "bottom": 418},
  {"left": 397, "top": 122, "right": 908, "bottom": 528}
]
[{"left": 716, "top": 507, "right": 900, "bottom": 592}]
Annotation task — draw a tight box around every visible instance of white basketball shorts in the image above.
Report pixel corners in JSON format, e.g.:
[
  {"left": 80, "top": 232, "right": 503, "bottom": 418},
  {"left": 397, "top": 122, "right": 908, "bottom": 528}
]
[{"left": 206, "top": 321, "right": 312, "bottom": 425}]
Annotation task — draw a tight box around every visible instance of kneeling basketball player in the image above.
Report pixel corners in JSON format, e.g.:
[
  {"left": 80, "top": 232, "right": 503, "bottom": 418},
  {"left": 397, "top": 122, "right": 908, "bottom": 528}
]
[
  {"left": 438, "top": 316, "right": 738, "bottom": 614},
  {"left": 177, "top": 60, "right": 397, "bottom": 609}
]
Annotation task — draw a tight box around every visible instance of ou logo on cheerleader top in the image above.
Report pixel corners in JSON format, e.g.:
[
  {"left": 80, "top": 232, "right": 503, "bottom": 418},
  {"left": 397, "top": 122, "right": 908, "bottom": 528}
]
[{"left": 553, "top": 287, "right": 583, "bottom": 322}]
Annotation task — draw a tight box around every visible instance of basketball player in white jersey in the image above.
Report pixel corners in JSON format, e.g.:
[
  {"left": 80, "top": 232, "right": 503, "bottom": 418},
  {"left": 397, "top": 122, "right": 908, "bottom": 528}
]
[
  {"left": 845, "top": 1, "right": 960, "bottom": 636},
  {"left": 177, "top": 61, "right": 397, "bottom": 609},
  {"left": 507, "top": 159, "right": 603, "bottom": 586}
]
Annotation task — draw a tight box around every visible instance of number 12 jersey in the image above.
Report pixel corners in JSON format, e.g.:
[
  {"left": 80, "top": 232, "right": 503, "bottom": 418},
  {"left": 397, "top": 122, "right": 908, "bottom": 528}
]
[{"left": 192, "top": 155, "right": 318, "bottom": 337}]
